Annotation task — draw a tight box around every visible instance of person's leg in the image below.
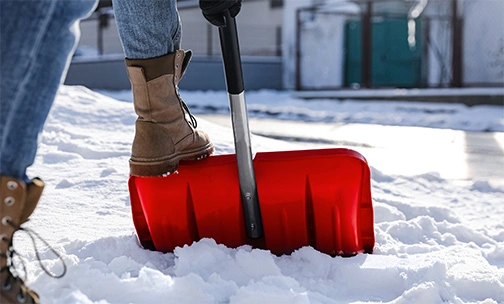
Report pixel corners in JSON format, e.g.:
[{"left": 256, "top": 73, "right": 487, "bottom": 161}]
[
  {"left": 0, "top": 0, "right": 97, "bottom": 182},
  {"left": 113, "top": 0, "right": 181, "bottom": 59},
  {"left": 0, "top": 1, "right": 97, "bottom": 302},
  {"left": 112, "top": 0, "right": 213, "bottom": 176}
]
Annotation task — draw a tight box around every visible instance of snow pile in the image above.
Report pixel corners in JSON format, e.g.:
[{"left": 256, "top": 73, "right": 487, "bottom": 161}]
[
  {"left": 102, "top": 90, "right": 504, "bottom": 132},
  {"left": 14, "top": 86, "right": 504, "bottom": 303}
]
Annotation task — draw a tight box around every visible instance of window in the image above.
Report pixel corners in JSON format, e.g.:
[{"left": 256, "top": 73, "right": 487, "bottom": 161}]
[{"left": 271, "top": 0, "right": 284, "bottom": 8}]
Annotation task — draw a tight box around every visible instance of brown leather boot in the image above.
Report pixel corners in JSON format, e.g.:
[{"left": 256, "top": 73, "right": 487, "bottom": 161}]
[
  {"left": 1, "top": 176, "right": 44, "bottom": 304},
  {"left": 126, "top": 50, "right": 214, "bottom": 176}
]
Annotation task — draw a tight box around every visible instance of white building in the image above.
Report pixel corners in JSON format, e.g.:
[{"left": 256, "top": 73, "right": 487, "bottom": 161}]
[
  {"left": 283, "top": 0, "right": 504, "bottom": 89},
  {"left": 75, "top": 0, "right": 504, "bottom": 90}
]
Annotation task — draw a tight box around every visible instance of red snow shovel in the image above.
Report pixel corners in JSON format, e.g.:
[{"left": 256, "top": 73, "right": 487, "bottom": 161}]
[{"left": 128, "top": 10, "right": 374, "bottom": 256}]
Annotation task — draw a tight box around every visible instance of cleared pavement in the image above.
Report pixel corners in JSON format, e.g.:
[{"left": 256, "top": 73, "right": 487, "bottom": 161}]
[{"left": 201, "top": 115, "right": 504, "bottom": 187}]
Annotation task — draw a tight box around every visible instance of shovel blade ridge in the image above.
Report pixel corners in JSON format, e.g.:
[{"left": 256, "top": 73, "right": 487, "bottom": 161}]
[{"left": 129, "top": 148, "right": 374, "bottom": 256}]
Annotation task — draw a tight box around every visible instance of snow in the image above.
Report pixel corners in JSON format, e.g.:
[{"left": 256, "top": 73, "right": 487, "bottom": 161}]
[
  {"left": 101, "top": 89, "right": 504, "bottom": 132},
  {"left": 13, "top": 85, "right": 504, "bottom": 303}
]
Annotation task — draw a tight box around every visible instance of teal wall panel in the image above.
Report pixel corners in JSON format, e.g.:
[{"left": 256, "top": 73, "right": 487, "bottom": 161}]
[{"left": 345, "top": 18, "right": 424, "bottom": 88}]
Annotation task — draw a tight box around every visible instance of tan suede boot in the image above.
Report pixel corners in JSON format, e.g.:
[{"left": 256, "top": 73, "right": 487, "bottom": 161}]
[
  {"left": 126, "top": 50, "right": 214, "bottom": 176},
  {"left": 1, "top": 176, "right": 44, "bottom": 304}
]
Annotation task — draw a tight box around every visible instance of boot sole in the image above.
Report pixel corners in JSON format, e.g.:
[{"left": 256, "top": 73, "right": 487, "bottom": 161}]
[{"left": 129, "top": 144, "right": 214, "bottom": 177}]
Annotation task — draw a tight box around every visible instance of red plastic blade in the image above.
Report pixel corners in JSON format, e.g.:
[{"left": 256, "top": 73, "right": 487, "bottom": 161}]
[{"left": 129, "top": 148, "right": 374, "bottom": 256}]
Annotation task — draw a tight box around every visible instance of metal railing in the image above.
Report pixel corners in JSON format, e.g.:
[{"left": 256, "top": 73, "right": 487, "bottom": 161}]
[
  {"left": 78, "top": 1, "right": 282, "bottom": 57},
  {"left": 294, "top": 0, "right": 504, "bottom": 90}
]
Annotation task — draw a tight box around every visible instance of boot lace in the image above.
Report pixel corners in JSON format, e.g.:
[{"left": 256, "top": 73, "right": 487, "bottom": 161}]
[
  {"left": 181, "top": 101, "right": 198, "bottom": 129},
  {"left": 174, "top": 76, "right": 197, "bottom": 128},
  {"left": 1, "top": 219, "right": 66, "bottom": 298}
]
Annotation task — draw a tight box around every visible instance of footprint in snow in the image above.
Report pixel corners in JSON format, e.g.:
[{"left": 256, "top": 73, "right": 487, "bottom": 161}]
[
  {"left": 56, "top": 179, "right": 74, "bottom": 189},
  {"left": 101, "top": 168, "right": 117, "bottom": 177}
]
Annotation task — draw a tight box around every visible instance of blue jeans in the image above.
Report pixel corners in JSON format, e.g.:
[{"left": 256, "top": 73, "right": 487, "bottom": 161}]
[
  {"left": 113, "top": 0, "right": 181, "bottom": 59},
  {"left": 0, "top": 0, "right": 98, "bottom": 182},
  {"left": 0, "top": 0, "right": 181, "bottom": 182}
]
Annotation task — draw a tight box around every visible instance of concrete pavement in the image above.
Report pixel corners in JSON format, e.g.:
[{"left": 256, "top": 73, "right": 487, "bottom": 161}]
[{"left": 201, "top": 114, "right": 504, "bottom": 187}]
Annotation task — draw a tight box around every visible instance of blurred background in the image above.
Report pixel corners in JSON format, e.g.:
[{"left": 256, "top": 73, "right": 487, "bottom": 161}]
[{"left": 66, "top": 0, "right": 504, "bottom": 105}]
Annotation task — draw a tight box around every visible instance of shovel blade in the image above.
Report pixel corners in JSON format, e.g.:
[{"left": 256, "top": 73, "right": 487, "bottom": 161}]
[{"left": 129, "top": 148, "right": 374, "bottom": 256}]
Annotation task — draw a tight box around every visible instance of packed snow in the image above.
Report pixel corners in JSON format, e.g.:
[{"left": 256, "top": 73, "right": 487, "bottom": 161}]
[
  {"left": 102, "top": 89, "right": 504, "bottom": 132},
  {"left": 12, "top": 85, "right": 504, "bottom": 303}
]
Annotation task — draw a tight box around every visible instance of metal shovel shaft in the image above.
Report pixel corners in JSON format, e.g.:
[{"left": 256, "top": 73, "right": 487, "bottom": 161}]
[{"left": 218, "top": 12, "right": 263, "bottom": 239}]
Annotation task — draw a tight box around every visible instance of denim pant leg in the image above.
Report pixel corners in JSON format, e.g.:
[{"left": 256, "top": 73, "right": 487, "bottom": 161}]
[
  {"left": 0, "top": 0, "right": 97, "bottom": 182},
  {"left": 113, "top": 0, "right": 181, "bottom": 59}
]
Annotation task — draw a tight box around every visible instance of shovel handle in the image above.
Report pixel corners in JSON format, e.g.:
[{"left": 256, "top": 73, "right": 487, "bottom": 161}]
[
  {"left": 218, "top": 11, "right": 263, "bottom": 239},
  {"left": 218, "top": 15, "right": 244, "bottom": 95}
]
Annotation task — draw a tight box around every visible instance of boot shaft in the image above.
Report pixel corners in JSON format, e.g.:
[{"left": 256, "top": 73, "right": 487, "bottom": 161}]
[
  {"left": 1, "top": 177, "right": 44, "bottom": 266},
  {"left": 0, "top": 176, "right": 43, "bottom": 304},
  {"left": 1, "top": 176, "right": 27, "bottom": 269},
  {"left": 124, "top": 50, "right": 213, "bottom": 176},
  {"left": 126, "top": 50, "right": 191, "bottom": 123}
]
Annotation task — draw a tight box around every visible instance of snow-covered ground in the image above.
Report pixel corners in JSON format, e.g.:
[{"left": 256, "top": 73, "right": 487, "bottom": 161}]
[
  {"left": 15, "top": 86, "right": 504, "bottom": 303},
  {"left": 102, "top": 89, "right": 504, "bottom": 132}
]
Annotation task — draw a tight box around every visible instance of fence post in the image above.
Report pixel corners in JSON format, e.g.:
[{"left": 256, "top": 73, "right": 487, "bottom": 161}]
[
  {"left": 276, "top": 26, "right": 282, "bottom": 57},
  {"left": 295, "top": 8, "right": 302, "bottom": 91},
  {"left": 361, "top": 0, "right": 372, "bottom": 88},
  {"left": 452, "top": 0, "right": 463, "bottom": 87},
  {"left": 207, "top": 23, "right": 213, "bottom": 56}
]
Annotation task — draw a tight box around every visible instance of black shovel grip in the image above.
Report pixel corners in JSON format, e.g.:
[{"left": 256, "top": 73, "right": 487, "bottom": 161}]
[{"left": 218, "top": 11, "right": 245, "bottom": 95}]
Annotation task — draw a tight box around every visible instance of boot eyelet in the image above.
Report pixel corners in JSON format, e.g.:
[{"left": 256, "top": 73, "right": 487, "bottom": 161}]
[
  {"left": 2, "top": 280, "right": 11, "bottom": 291},
  {"left": 7, "top": 181, "right": 18, "bottom": 190},
  {"left": 2, "top": 216, "right": 12, "bottom": 226},
  {"left": 17, "top": 291, "right": 26, "bottom": 303},
  {"left": 176, "top": 53, "right": 181, "bottom": 58},
  {"left": 0, "top": 234, "right": 7, "bottom": 242},
  {"left": 4, "top": 197, "right": 15, "bottom": 206},
  {"left": 175, "top": 64, "right": 179, "bottom": 69}
]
